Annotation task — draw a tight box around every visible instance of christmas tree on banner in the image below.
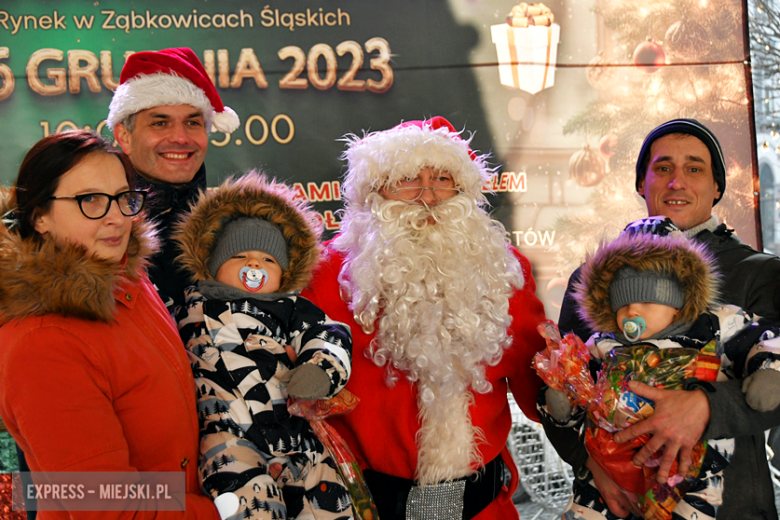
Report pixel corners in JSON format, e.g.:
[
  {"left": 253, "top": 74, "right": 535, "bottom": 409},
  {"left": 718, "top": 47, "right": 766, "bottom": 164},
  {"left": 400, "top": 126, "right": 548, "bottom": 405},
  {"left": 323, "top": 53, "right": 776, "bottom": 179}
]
[{"left": 554, "top": 0, "right": 754, "bottom": 273}]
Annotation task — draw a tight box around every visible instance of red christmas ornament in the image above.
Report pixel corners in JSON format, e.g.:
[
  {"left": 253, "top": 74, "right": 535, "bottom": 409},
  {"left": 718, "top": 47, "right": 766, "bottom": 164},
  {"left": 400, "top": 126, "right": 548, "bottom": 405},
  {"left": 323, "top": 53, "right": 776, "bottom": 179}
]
[
  {"left": 569, "top": 144, "right": 606, "bottom": 187},
  {"left": 598, "top": 133, "right": 618, "bottom": 158},
  {"left": 633, "top": 38, "right": 665, "bottom": 73}
]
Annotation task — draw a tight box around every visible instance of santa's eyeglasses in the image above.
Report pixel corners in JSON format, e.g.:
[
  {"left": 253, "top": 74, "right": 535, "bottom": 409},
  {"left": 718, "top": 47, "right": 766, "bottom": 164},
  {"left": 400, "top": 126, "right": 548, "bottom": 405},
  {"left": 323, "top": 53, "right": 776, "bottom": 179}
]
[{"left": 388, "top": 187, "right": 463, "bottom": 201}]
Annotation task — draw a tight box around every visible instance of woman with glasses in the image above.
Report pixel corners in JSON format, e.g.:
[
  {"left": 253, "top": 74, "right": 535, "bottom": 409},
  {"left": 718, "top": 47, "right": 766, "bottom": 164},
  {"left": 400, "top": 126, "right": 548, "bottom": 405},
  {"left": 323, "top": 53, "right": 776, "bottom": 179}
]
[{"left": 0, "top": 130, "right": 219, "bottom": 519}]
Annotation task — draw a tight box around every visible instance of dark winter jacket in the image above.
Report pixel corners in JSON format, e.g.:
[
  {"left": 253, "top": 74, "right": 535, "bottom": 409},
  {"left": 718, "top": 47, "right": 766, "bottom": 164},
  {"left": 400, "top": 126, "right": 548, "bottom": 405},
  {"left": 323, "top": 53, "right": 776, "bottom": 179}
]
[
  {"left": 553, "top": 222, "right": 780, "bottom": 520},
  {"left": 135, "top": 162, "right": 207, "bottom": 309}
]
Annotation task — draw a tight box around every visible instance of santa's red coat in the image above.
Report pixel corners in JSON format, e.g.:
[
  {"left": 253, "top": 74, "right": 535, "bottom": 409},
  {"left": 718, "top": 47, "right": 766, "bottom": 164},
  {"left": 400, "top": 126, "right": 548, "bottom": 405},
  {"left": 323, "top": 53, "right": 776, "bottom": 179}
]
[{"left": 301, "top": 242, "right": 548, "bottom": 519}]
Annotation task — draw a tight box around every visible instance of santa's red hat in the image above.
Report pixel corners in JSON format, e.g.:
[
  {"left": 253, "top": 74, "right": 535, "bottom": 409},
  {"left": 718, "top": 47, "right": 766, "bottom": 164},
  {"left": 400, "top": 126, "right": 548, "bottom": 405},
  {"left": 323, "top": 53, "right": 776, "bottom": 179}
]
[
  {"left": 107, "top": 47, "right": 239, "bottom": 134},
  {"left": 341, "top": 116, "right": 492, "bottom": 207}
]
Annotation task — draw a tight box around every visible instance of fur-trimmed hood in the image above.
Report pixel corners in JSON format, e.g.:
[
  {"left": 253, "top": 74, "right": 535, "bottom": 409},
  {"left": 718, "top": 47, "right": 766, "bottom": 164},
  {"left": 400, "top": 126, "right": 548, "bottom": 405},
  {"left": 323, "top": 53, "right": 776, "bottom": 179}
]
[
  {"left": 0, "top": 187, "right": 159, "bottom": 323},
  {"left": 574, "top": 229, "right": 719, "bottom": 333},
  {"left": 172, "top": 171, "right": 323, "bottom": 293}
]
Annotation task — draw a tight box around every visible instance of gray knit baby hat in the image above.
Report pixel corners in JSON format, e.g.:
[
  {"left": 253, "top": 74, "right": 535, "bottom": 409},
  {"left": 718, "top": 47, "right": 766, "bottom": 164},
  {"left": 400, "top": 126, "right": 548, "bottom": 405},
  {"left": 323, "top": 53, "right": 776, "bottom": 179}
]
[
  {"left": 610, "top": 266, "right": 685, "bottom": 313},
  {"left": 207, "top": 217, "right": 289, "bottom": 277}
]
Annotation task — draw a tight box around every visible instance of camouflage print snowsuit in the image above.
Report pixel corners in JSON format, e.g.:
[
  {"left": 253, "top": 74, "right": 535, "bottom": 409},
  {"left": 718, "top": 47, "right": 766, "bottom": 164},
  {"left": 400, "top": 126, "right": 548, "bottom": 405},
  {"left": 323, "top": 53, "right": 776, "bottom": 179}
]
[{"left": 177, "top": 286, "right": 354, "bottom": 520}]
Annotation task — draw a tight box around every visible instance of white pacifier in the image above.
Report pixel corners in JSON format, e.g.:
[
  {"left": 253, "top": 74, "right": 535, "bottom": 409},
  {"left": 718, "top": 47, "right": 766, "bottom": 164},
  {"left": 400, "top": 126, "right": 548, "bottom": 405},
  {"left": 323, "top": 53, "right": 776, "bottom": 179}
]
[
  {"left": 622, "top": 317, "right": 646, "bottom": 342},
  {"left": 239, "top": 266, "right": 268, "bottom": 292}
]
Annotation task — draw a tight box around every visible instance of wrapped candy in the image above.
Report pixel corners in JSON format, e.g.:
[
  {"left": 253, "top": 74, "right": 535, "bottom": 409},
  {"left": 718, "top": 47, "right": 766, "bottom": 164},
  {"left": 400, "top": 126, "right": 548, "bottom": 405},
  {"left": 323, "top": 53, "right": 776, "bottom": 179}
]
[
  {"left": 533, "top": 320, "right": 596, "bottom": 408},
  {"left": 288, "top": 391, "right": 378, "bottom": 520},
  {"left": 589, "top": 346, "right": 699, "bottom": 432}
]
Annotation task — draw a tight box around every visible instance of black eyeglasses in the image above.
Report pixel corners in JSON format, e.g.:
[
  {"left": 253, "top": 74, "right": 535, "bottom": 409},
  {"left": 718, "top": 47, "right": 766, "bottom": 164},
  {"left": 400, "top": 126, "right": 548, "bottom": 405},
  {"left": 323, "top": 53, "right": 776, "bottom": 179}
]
[{"left": 48, "top": 190, "right": 147, "bottom": 220}]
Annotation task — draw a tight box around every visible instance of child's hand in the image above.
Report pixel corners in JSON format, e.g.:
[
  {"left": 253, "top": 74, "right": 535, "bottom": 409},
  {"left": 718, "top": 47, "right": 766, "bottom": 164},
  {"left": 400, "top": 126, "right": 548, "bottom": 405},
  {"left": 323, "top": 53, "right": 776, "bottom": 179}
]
[
  {"left": 742, "top": 369, "right": 780, "bottom": 411},
  {"left": 285, "top": 364, "right": 331, "bottom": 399},
  {"left": 545, "top": 387, "right": 574, "bottom": 423},
  {"left": 587, "top": 458, "right": 643, "bottom": 518}
]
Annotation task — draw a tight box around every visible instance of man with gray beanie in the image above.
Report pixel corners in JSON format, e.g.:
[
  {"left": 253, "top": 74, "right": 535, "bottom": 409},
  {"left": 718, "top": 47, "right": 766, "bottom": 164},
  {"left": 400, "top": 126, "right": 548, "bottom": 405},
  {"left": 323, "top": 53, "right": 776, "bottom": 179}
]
[
  {"left": 550, "top": 120, "right": 780, "bottom": 520},
  {"left": 171, "top": 171, "right": 355, "bottom": 520},
  {"left": 561, "top": 118, "right": 780, "bottom": 336}
]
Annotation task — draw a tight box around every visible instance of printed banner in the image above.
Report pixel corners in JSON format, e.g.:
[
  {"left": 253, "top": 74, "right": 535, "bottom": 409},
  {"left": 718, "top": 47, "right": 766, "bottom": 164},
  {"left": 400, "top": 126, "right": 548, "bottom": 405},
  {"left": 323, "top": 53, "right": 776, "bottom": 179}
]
[{"left": 0, "top": 0, "right": 757, "bottom": 320}]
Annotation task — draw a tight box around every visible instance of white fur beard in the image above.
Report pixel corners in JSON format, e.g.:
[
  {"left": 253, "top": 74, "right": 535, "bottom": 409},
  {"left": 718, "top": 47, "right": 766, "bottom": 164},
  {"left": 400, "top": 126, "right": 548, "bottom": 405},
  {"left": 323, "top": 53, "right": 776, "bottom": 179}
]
[
  {"left": 334, "top": 194, "right": 524, "bottom": 481},
  {"left": 416, "top": 388, "right": 487, "bottom": 484}
]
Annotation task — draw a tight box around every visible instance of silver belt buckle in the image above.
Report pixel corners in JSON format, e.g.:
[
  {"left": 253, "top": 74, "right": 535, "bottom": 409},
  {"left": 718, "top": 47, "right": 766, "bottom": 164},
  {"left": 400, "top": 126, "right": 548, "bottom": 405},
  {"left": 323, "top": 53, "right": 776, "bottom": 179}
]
[{"left": 406, "top": 479, "right": 466, "bottom": 520}]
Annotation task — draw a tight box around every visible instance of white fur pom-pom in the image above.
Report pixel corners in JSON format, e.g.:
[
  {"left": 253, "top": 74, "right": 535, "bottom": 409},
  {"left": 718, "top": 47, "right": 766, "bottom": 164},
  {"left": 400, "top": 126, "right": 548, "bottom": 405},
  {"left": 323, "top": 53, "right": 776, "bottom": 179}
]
[{"left": 211, "top": 106, "right": 240, "bottom": 134}]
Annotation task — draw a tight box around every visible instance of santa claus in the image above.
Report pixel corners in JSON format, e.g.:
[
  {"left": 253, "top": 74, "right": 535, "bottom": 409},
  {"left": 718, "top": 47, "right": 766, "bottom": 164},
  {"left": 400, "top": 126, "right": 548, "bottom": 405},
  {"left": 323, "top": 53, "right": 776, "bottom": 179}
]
[{"left": 302, "top": 116, "right": 547, "bottom": 520}]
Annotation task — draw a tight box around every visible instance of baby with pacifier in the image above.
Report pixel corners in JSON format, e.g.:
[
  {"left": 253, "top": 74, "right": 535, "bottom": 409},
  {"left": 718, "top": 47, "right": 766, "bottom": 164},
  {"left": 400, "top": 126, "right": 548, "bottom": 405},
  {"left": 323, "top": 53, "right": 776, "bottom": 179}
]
[
  {"left": 173, "top": 171, "right": 356, "bottom": 520},
  {"left": 537, "top": 216, "right": 780, "bottom": 520}
]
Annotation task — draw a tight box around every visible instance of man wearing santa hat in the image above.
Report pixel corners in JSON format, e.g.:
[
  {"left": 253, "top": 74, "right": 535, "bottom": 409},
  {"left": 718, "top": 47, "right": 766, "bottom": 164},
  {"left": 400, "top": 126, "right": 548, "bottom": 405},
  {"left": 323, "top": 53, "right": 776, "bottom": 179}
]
[
  {"left": 301, "top": 116, "right": 547, "bottom": 520},
  {"left": 107, "top": 47, "right": 240, "bottom": 308}
]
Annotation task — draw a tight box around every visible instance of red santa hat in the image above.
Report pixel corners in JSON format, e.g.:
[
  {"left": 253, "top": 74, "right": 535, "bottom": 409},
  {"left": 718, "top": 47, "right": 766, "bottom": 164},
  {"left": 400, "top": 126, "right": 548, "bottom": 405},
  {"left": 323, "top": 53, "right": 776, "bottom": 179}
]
[
  {"left": 107, "top": 47, "right": 240, "bottom": 134},
  {"left": 341, "top": 116, "right": 492, "bottom": 207}
]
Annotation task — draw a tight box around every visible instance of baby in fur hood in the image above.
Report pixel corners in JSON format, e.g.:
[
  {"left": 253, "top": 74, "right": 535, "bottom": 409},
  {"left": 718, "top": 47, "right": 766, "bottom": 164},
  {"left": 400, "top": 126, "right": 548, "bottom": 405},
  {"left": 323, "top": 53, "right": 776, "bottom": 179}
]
[
  {"left": 540, "top": 217, "right": 780, "bottom": 520},
  {"left": 172, "top": 171, "right": 355, "bottom": 520}
]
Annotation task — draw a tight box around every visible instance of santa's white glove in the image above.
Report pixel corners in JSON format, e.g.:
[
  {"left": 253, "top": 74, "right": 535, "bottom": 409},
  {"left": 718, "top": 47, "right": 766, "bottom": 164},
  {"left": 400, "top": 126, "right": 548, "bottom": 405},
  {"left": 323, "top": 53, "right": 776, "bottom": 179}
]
[
  {"left": 742, "top": 369, "right": 780, "bottom": 412},
  {"left": 545, "top": 387, "right": 574, "bottom": 423},
  {"left": 284, "top": 364, "right": 331, "bottom": 400}
]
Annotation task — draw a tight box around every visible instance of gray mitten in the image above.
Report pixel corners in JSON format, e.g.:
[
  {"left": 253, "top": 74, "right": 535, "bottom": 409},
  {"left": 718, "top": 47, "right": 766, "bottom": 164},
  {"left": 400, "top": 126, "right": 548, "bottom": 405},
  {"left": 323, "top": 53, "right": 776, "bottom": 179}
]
[
  {"left": 742, "top": 369, "right": 780, "bottom": 412},
  {"left": 285, "top": 364, "right": 332, "bottom": 400},
  {"left": 545, "top": 387, "right": 574, "bottom": 423}
]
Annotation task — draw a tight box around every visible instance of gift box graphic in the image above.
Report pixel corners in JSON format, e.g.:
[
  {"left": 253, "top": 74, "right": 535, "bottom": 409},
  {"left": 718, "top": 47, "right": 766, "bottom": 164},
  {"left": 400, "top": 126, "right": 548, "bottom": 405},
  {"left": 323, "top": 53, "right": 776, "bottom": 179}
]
[{"left": 491, "top": 3, "right": 560, "bottom": 94}]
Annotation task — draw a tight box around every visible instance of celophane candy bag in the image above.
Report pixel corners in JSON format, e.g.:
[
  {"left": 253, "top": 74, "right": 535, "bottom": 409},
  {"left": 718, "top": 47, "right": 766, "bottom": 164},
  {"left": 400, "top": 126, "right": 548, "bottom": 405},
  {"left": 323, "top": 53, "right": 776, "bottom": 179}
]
[
  {"left": 588, "top": 346, "right": 698, "bottom": 432},
  {"left": 585, "top": 344, "right": 720, "bottom": 520},
  {"left": 533, "top": 321, "right": 722, "bottom": 520},
  {"left": 288, "top": 391, "right": 378, "bottom": 520},
  {"left": 533, "top": 320, "right": 596, "bottom": 408}
]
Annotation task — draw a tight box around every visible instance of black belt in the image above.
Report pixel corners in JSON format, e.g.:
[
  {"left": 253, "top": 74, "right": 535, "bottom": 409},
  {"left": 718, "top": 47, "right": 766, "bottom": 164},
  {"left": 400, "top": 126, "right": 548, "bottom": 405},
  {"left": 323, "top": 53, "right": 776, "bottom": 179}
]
[{"left": 363, "top": 455, "right": 509, "bottom": 520}]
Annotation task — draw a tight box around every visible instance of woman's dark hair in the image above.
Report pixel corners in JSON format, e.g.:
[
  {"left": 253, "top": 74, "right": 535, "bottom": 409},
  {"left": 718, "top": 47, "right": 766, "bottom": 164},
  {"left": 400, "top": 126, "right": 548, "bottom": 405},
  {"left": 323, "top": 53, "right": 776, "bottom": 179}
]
[{"left": 14, "top": 130, "right": 135, "bottom": 238}]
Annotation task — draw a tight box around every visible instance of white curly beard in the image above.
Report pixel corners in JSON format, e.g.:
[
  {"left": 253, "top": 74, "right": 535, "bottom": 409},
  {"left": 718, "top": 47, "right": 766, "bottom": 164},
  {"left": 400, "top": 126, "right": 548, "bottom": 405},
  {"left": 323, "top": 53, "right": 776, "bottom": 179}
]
[{"left": 333, "top": 193, "right": 524, "bottom": 484}]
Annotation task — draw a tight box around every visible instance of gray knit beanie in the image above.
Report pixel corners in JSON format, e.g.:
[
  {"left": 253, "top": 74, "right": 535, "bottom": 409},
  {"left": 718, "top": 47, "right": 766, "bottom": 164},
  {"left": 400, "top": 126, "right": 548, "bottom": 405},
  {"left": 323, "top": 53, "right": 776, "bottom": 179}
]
[
  {"left": 207, "top": 217, "right": 289, "bottom": 278},
  {"left": 610, "top": 266, "right": 685, "bottom": 313}
]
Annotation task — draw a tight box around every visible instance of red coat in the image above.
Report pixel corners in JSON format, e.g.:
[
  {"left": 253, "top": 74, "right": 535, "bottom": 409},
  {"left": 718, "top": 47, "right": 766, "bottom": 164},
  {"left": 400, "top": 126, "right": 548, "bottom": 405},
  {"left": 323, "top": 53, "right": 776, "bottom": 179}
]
[
  {"left": 301, "top": 243, "right": 547, "bottom": 520},
  {"left": 0, "top": 191, "right": 218, "bottom": 520}
]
